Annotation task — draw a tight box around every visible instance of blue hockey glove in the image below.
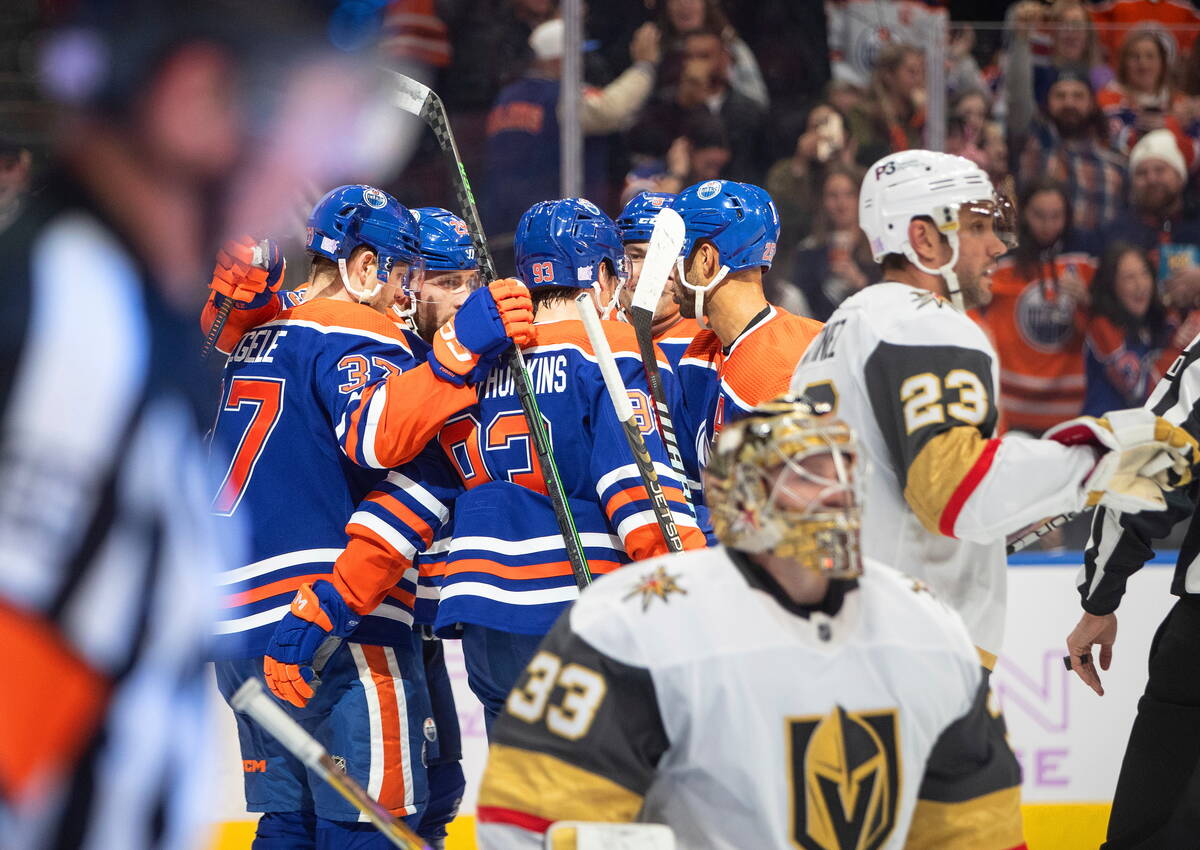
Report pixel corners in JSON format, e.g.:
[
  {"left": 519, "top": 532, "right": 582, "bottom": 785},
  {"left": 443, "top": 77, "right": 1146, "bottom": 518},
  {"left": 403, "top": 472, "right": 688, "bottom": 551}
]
[
  {"left": 263, "top": 580, "right": 359, "bottom": 708},
  {"left": 427, "top": 278, "right": 535, "bottom": 386}
]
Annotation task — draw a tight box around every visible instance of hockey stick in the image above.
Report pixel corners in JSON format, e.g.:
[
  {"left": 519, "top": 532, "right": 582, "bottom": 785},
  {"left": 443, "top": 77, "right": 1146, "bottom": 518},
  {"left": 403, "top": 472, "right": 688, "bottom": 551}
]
[
  {"left": 1006, "top": 510, "right": 1083, "bottom": 555},
  {"left": 200, "top": 240, "right": 271, "bottom": 361},
  {"left": 388, "top": 72, "right": 592, "bottom": 589},
  {"left": 575, "top": 293, "right": 684, "bottom": 553},
  {"left": 626, "top": 207, "right": 695, "bottom": 515},
  {"left": 231, "top": 678, "right": 430, "bottom": 850}
]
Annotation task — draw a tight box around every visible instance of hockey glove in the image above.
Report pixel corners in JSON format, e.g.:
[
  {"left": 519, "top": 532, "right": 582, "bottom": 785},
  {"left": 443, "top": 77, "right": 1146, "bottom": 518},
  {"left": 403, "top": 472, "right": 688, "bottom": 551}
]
[
  {"left": 263, "top": 580, "right": 360, "bottom": 708},
  {"left": 427, "top": 278, "right": 535, "bottom": 386},
  {"left": 1044, "top": 408, "right": 1198, "bottom": 514},
  {"left": 209, "top": 236, "right": 285, "bottom": 311}
]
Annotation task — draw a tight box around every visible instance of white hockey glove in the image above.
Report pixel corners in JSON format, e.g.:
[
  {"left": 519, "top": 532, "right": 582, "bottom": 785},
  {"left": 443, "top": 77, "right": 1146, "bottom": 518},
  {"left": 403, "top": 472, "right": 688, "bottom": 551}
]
[{"left": 1043, "top": 408, "right": 1198, "bottom": 514}]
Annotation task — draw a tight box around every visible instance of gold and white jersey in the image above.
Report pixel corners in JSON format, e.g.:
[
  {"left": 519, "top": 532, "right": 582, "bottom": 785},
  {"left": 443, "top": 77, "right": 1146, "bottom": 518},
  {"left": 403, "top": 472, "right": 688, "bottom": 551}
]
[
  {"left": 476, "top": 546, "right": 1025, "bottom": 850},
  {"left": 790, "top": 283, "right": 1096, "bottom": 659}
]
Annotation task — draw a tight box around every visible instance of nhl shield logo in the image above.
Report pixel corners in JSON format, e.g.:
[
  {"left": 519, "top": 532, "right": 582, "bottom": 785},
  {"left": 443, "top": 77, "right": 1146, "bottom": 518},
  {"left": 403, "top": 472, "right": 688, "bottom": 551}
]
[{"left": 786, "top": 706, "right": 900, "bottom": 850}]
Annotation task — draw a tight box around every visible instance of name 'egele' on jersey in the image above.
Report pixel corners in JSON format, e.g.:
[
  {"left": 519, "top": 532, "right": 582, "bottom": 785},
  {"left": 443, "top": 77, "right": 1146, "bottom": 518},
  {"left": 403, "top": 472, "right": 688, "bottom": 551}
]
[{"left": 209, "top": 298, "right": 458, "bottom": 656}]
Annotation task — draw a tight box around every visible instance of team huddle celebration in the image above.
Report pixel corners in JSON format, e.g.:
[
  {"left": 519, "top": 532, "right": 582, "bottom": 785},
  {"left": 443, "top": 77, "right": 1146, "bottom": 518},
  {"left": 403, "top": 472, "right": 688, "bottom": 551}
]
[{"left": 8, "top": 0, "right": 1200, "bottom": 849}]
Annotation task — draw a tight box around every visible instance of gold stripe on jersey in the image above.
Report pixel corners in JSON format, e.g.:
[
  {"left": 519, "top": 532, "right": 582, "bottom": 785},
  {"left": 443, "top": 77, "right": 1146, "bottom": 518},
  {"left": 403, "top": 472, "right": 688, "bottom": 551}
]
[
  {"left": 977, "top": 646, "right": 998, "bottom": 671},
  {"left": 479, "top": 743, "right": 644, "bottom": 824},
  {"left": 903, "top": 786, "right": 1024, "bottom": 849},
  {"left": 903, "top": 427, "right": 990, "bottom": 534}
]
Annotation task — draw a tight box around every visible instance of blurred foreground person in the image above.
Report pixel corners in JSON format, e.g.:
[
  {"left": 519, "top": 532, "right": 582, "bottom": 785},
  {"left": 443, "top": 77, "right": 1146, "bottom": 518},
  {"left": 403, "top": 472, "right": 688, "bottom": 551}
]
[{"left": 0, "top": 2, "right": 403, "bottom": 848}]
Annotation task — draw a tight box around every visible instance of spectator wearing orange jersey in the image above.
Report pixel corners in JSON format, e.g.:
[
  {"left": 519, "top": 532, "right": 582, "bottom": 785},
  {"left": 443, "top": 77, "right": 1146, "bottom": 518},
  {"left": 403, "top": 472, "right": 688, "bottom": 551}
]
[
  {"left": 1083, "top": 242, "right": 1200, "bottom": 415},
  {"left": 976, "top": 179, "right": 1095, "bottom": 435},
  {"left": 1090, "top": 0, "right": 1200, "bottom": 64}
]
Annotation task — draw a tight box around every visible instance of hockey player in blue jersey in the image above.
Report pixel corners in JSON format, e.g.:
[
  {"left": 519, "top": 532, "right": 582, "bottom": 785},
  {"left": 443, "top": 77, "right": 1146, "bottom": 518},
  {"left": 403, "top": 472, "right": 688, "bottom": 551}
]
[
  {"left": 304, "top": 198, "right": 709, "bottom": 735},
  {"left": 614, "top": 191, "right": 702, "bottom": 371},
  {"left": 398, "top": 206, "right": 482, "bottom": 340},
  {"left": 435, "top": 198, "right": 707, "bottom": 729},
  {"left": 670, "top": 180, "right": 823, "bottom": 466},
  {"left": 209, "top": 184, "right": 533, "bottom": 849}
]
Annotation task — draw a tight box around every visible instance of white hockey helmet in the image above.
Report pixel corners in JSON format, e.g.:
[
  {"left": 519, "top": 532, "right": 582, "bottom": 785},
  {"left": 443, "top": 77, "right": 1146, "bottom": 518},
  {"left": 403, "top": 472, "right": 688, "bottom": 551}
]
[{"left": 859, "top": 150, "right": 1004, "bottom": 311}]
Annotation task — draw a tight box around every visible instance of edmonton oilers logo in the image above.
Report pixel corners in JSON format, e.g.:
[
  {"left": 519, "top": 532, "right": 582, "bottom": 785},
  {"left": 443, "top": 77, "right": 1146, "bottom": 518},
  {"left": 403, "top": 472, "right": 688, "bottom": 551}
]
[
  {"left": 697, "top": 180, "right": 723, "bottom": 201},
  {"left": 362, "top": 187, "right": 387, "bottom": 209},
  {"left": 1016, "top": 281, "right": 1077, "bottom": 351}
]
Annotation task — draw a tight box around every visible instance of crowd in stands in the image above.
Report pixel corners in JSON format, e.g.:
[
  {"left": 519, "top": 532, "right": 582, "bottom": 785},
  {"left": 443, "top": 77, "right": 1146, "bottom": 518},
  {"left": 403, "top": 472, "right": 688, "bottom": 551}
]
[
  {"left": 10, "top": 0, "right": 1200, "bottom": 442},
  {"left": 380, "top": 0, "right": 1200, "bottom": 441}
]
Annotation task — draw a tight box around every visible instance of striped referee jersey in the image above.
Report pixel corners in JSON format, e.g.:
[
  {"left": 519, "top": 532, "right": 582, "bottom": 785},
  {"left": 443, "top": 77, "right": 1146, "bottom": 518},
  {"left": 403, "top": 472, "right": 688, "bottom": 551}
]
[
  {"left": 1081, "top": 332, "right": 1200, "bottom": 614},
  {"left": 0, "top": 172, "right": 232, "bottom": 850}
]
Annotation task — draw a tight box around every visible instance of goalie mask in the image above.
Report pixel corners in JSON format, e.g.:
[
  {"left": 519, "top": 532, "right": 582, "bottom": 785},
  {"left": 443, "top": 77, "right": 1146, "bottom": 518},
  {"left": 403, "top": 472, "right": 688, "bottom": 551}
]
[{"left": 705, "top": 396, "right": 863, "bottom": 578}]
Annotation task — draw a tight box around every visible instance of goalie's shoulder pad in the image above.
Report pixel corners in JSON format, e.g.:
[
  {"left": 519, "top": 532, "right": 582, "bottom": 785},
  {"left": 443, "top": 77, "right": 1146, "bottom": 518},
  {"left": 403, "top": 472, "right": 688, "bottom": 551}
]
[{"left": 567, "top": 547, "right": 729, "bottom": 668}]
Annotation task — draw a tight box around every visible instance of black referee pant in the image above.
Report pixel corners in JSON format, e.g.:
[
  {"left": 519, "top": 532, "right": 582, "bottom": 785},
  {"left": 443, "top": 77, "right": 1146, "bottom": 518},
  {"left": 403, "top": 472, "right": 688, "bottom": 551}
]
[{"left": 1104, "top": 596, "right": 1200, "bottom": 849}]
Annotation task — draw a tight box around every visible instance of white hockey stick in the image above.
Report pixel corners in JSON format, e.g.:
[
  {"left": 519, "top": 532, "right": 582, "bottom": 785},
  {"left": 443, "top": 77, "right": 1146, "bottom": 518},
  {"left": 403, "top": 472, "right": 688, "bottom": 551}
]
[
  {"left": 231, "top": 678, "right": 430, "bottom": 850},
  {"left": 627, "top": 208, "right": 695, "bottom": 513},
  {"left": 575, "top": 293, "right": 684, "bottom": 553}
]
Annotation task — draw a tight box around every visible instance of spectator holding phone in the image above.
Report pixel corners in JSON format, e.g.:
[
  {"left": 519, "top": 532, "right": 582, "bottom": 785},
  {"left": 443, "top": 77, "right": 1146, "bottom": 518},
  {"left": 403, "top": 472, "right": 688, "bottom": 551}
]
[{"left": 1097, "top": 30, "right": 1187, "bottom": 156}]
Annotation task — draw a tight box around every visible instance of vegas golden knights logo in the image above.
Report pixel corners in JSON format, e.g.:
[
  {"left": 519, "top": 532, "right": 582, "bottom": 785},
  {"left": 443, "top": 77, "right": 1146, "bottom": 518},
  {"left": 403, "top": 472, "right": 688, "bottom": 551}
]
[{"left": 786, "top": 706, "right": 900, "bottom": 850}]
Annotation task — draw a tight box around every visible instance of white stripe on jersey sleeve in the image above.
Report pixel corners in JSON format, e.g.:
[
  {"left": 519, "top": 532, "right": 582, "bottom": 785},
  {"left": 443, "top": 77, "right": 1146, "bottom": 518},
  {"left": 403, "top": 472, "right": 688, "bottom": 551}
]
[
  {"left": 615, "top": 509, "right": 698, "bottom": 544},
  {"left": 214, "top": 604, "right": 291, "bottom": 634},
  {"left": 360, "top": 384, "right": 388, "bottom": 469},
  {"left": 217, "top": 548, "right": 343, "bottom": 586},
  {"left": 385, "top": 471, "right": 452, "bottom": 522},
  {"left": 595, "top": 462, "right": 678, "bottom": 499},
  {"left": 349, "top": 508, "right": 419, "bottom": 560}
]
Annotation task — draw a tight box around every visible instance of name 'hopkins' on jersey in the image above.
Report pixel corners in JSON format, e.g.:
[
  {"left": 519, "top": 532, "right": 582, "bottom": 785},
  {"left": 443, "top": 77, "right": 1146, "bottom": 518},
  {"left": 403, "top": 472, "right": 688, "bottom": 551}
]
[{"left": 429, "top": 314, "right": 705, "bottom": 637}]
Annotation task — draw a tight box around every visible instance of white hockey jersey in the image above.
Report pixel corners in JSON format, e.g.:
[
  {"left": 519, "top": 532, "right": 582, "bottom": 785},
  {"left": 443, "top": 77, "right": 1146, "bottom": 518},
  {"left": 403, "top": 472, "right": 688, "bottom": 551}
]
[
  {"left": 789, "top": 283, "right": 1097, "bottom": 660},
  {"left": 476, "top": 545, "right": 1025, "bottom": 850}
]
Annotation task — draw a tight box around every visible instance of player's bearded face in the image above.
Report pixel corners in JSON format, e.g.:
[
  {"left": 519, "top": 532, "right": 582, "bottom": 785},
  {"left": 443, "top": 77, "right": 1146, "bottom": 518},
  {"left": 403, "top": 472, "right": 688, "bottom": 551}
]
[
  {"left": 952, "top": 207, "right": 1007, "bottom": 310},
  {"left": 413, "top": 269, "right": 479, "bottom": 341}
]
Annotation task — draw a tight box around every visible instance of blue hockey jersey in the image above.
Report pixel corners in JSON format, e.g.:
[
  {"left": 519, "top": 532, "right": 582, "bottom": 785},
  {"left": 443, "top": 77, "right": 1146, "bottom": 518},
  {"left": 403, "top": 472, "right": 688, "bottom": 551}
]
[
  {"left": 330, "top": 318, "right": 708, "bottom": 640},
  {"left": 209, "top": 297, "right": 474, "bottom": 657}
]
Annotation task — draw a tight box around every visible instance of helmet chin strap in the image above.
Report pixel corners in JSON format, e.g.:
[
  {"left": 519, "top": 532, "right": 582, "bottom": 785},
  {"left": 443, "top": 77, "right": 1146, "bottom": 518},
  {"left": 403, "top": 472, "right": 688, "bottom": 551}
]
[
  {"left": 904, "top": 229, "right": 965, "bottom": 312},
  {"left": 338, "top": 257, "right": 385, "bottom": 304},
  {"left": 598, "top": 279, "right": 624, "bottom": 320},
  {"left": 675, "top": 257, "right": 729, "bottom": 330}
]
